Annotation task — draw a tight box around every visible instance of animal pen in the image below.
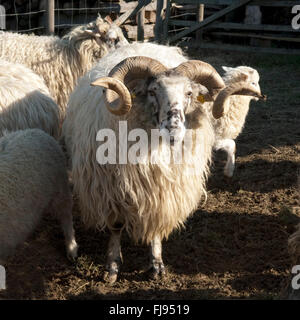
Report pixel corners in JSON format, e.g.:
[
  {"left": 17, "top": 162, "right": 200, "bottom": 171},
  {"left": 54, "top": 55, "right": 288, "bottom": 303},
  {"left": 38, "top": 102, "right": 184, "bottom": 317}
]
[
  {"left": 1, "top": 0, "right": 299, "bottom": 54},
  {"left": 0, "top": 0, "right": 299, "bottom": 302}
]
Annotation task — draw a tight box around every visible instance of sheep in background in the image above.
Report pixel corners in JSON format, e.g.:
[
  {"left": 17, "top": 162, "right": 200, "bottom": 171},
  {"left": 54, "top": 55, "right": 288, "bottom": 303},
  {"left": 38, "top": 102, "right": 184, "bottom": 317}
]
[
  {"left": 62, "top": 42, "right": 260, "bottom": 283},
  {"left": 0, "top": 129, "right": 78, "bottom": 265},
  {"left": 0, "top": 16, "right": 129, "bottom": 115},
  {"left": 209, "top": 66, "right": 266, "bottom": 177},
  {"left": 0, "top": 59, "right": 60, "bottom": 138}
]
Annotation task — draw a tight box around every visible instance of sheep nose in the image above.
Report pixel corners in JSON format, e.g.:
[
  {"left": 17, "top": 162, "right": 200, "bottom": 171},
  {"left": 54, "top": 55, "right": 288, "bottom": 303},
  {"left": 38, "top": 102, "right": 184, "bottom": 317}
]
[{"left": 167, "top": 108, "right": 183, "bottom": 122}]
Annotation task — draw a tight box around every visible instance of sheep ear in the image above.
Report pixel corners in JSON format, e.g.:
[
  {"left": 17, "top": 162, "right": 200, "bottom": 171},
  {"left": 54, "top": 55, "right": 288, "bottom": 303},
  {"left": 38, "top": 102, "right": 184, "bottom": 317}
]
[
  {"left": 104, "top": 15, "right": 113, "bottom": 24},
  {"left": 195, "top": 84, "right": 214, "bottom": 102},
  {"left": 222, "top": 66, "right": 234, "bottom": 73},
  {"left": 239, "top": 72, "right": 249, "bottom": 81}
]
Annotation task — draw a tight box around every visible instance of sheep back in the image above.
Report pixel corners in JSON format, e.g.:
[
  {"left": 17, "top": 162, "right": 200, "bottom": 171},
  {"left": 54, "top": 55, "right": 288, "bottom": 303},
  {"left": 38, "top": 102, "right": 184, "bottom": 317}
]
[
  {"left": 0, "top": 59, "right": 60, "bottom": 138},
  {"left": 0, "top": 129, "right": 71, "bottom": 262}
]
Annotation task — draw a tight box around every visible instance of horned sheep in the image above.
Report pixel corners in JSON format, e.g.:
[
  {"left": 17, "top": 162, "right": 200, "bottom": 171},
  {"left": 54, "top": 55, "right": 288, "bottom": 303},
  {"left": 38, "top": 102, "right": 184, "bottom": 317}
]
[
  {"left": 62, "top": 42, "right": 260, "bottom": 283},
  {"left": 0, "top": 129, "right": 78, "bottom": 265},
  {"left": 209, "top": 66, "right": 266, "bottom": 177},
  {"left": 0, "top": 59, "right": 60, "bottom": 138},
  {"left": 0, "top": 16, "right": 128, "bottom": 116}
]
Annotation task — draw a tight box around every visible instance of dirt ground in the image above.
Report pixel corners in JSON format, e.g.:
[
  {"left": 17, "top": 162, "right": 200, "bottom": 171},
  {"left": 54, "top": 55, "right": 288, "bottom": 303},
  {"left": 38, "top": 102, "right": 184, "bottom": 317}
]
[{"left": 0, "top": 49, "right": 299, "bottom": 300}]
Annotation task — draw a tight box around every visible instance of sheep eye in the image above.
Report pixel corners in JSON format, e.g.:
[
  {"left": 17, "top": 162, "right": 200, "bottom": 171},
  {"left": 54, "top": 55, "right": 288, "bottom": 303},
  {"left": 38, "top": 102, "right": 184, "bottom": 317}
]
[{"left": 186, "top": 91, "right": 192, "bottom": 97}]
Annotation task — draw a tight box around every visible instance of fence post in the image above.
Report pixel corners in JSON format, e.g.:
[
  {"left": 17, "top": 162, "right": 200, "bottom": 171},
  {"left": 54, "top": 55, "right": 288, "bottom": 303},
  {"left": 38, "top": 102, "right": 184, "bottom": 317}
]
[
  {"left": 46, "top": 0, "right": 55, "bottom": 35},
  {"left": 155, "top": 0, "right": 165, "bottom": 42},
  {"left": 0, "top": 5, "right": 6, "bottom": 30},
  {"left": 196, "top": 4, "right": 204, "bottom": 41},
  {"left": 137, "top": 1, "right": 145, "bottom": 42},
  {"left": 163, "top": 0, "right": 171, "bottom": 43}
]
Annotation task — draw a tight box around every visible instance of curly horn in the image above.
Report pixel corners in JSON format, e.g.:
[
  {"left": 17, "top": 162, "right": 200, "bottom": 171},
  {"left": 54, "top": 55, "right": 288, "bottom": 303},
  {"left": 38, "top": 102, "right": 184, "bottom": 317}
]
[
  {"left": 91, "top": 77, "right": 131, "bottom": 116},
  {"left": 173, "top": 60, "right": 225, "bottom": 98},
  {"left": 91, "top": 56, "right": 167, "bottom": 116},
  {"left": 212, "top": 81, "right": 267, "bottom": 119}
]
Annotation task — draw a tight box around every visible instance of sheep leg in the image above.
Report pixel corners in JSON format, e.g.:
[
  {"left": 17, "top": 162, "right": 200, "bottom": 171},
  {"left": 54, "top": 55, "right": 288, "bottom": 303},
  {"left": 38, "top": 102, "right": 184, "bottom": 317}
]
[
  {"left": 104, "top": 227, "right": 123, "bottom": 284},
  {"left": 148, "top": 235, "right": 165, "bottom": 279},
  {"left": 57, "top": 199, "right": 78, "bottom": 261},
  {"left": 52, "top": 194, "right": 78, "bottom": 261},
  {"left": 215, "top": 139, "right": 236, "bottom": 178}
]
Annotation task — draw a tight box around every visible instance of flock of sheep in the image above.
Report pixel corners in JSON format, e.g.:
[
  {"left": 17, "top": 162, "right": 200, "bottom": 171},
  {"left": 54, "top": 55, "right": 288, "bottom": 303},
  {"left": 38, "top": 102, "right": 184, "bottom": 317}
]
[{"left": 0, "top": 14, "right": 298, "bottom": 291}]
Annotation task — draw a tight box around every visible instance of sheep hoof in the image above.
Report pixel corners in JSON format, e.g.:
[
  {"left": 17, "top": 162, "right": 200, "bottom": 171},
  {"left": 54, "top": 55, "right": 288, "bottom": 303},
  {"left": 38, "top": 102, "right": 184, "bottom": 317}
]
[
  {"left": 103, "top": 271, "right": 118, "bottom": 285},
  {"left": 66, "top": 241, "right": 79, "bottom": 261},
  {"left": 104, "top": 260, "right": 120, "bottom": 284},
  {"left": 147, "top": 262, "right": 166, "bottom": 280},
  {"left": 224, "top": 165, "right": 234, "bottom": 178}
]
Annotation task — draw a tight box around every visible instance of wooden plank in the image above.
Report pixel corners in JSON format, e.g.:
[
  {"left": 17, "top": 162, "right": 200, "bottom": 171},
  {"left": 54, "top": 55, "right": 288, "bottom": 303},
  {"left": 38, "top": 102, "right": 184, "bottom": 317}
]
[
  {"left": 123, "top": 24, "right": 154, "bottom": 39},
  {"left": 137, "top": 1, "right": 145, "bottom": 41},
  {"left": 155, "top": 0, "right": 165, "bottom": 42},
  {"left": 209, "top": 31, "right": 300, "bottom": 43},
  {"left": 173, "top": 0, "right": 233, "bottom": 4},
  {"left": 114, "top": 0, "right": 152, "bottom": 26},
  {"left": 179, "top": 41, "right": 300, "bottom": 55},
  {"left": 169, "top": 0, "right": 251, "bottom": 43},
  {"left": 196, "top": 3, "right": 204, "bottom": 41},
  {"left": 163, "top": 0, "right": 171, "bottom": 42},
  {"left": 169, "top": 19, "right": 196, "bottom": 26},
  {"left": 118, "top": 0, "right": 157, "bottom": 13},
  {"left": 145, "top": 11, "right": 156, "bottom": 23},
  {"left": 209, "top": 22, "right": 298, "bottom": 32},
  {"left": 173, "top": 0, "right": 297, "bottom": 6},
  {"left": 46, "top": 0, "right": 54, "bottom": 35}
]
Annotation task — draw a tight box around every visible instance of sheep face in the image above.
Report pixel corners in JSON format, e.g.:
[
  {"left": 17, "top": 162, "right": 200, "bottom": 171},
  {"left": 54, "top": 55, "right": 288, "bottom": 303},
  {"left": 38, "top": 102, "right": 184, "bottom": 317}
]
[
  {"left": 222, "top": 66, "right": 261, "bottom": 101},
  {"left": 72, "top": 17, "right": 128, "bottom": 54},
  {"left": 104, "top": 25, "right": 129, "bottom": 49},
  {"left": 140, "top": 74, "right": 210, "bottom": 145}
]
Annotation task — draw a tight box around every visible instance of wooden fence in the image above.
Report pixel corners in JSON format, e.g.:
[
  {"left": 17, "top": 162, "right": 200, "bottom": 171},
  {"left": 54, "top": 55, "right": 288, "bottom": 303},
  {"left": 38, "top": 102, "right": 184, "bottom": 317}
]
[
  {"left": 2, "top": 1, "right": 299, "bottom": 54},
  {"left": 155, "top": 0, "right": 300, "bottom": 54}
]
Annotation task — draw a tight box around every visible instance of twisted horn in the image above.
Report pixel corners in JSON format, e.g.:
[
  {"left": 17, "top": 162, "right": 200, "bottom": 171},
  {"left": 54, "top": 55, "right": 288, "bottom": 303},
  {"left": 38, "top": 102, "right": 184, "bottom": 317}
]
[
  {"left": 212, "top": 81, "right": 267, "bottom": 119},
  {"left": 91, "top": 78, "right": 131, "bottom": 116},
  {"left": 173, "top": 60, "right": 225, "bottom": 97},
  {"left": 91, "top": 56, "right": 167, "bottom": 116}
]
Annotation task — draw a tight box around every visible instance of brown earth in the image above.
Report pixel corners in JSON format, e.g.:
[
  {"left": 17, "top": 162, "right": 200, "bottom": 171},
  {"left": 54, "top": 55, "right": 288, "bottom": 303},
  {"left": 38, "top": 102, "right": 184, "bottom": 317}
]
[{"left": 0, "top": 49, "right": 299, "bottom": 300}]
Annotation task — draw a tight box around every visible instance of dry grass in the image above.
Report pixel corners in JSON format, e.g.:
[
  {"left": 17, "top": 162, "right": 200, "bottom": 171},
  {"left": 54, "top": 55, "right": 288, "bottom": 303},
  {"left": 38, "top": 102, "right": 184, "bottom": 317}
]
[{"left": 0, "top": 49, "right": 299, "bottom": 300}]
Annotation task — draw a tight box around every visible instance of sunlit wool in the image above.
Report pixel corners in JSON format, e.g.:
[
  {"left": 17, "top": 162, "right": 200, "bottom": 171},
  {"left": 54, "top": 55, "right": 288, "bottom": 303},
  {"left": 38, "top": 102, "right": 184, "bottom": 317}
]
[
  {"left": 62, "top": 42, "right": 215, "bottom": 244},
  {"left": 0, "top": 59, "right": 60, "bottom": 138},
  {"left": 0, "top": 17, "right": 128, "bottom": 117}
]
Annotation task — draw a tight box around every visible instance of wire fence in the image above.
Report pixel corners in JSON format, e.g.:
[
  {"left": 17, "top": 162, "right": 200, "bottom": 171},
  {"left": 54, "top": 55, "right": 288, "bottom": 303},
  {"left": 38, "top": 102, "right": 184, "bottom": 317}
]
[{"left": 0, "top": 0, "right": 120, "bottom": 35}]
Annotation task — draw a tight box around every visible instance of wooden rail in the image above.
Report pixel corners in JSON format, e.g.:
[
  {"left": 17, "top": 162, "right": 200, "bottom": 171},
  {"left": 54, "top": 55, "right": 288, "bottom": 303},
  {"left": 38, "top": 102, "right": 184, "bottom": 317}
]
[{"left": 164, "top": 0, "right": 300, "bottom": 54}]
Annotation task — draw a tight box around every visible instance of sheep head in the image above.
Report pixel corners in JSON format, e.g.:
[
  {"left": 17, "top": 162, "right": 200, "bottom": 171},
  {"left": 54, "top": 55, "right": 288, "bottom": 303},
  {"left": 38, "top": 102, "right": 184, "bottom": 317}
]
[
  {"left": 92, "top": 57, "right": 225, "bottom": 145},
  {"left": 212, "top": 66, "right": 267, "bottom": 119},
  {"left": 93, "top": 16, "right": 129, "bottom": 49},
  {"left": 70, "top": 15, "right": 128, "bottom": 51}
]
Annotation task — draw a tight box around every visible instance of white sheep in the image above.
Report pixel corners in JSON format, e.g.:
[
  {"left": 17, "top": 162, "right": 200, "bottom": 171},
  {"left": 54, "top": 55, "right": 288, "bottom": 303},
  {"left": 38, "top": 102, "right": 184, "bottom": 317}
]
[
  {"left": 0, "top": 129, "right": 78, "bottom": 265},
  {"left": 62, "top": 42, "right": 258, "bottom": 283},
  {"left": 0, "top": 59, "right": 60, "bottom": 138},
  {"left": 209, "top": 66, "right": 266, "bottom": 177},
  {"left": 0, "top": 16, "right": 128, "bottom": 116}
]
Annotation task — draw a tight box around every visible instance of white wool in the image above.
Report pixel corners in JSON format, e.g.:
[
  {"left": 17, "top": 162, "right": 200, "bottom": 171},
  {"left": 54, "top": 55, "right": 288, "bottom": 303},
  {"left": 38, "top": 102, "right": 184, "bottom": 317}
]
[
  {"left": 0, "top": 129, "right": 77, "bottom": 263},
  {"left": 0, "top": 59, "right": 60, "bottom": 138},
  {"left": 62, "top": 42, "right": 214, "bottom": 244}
]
